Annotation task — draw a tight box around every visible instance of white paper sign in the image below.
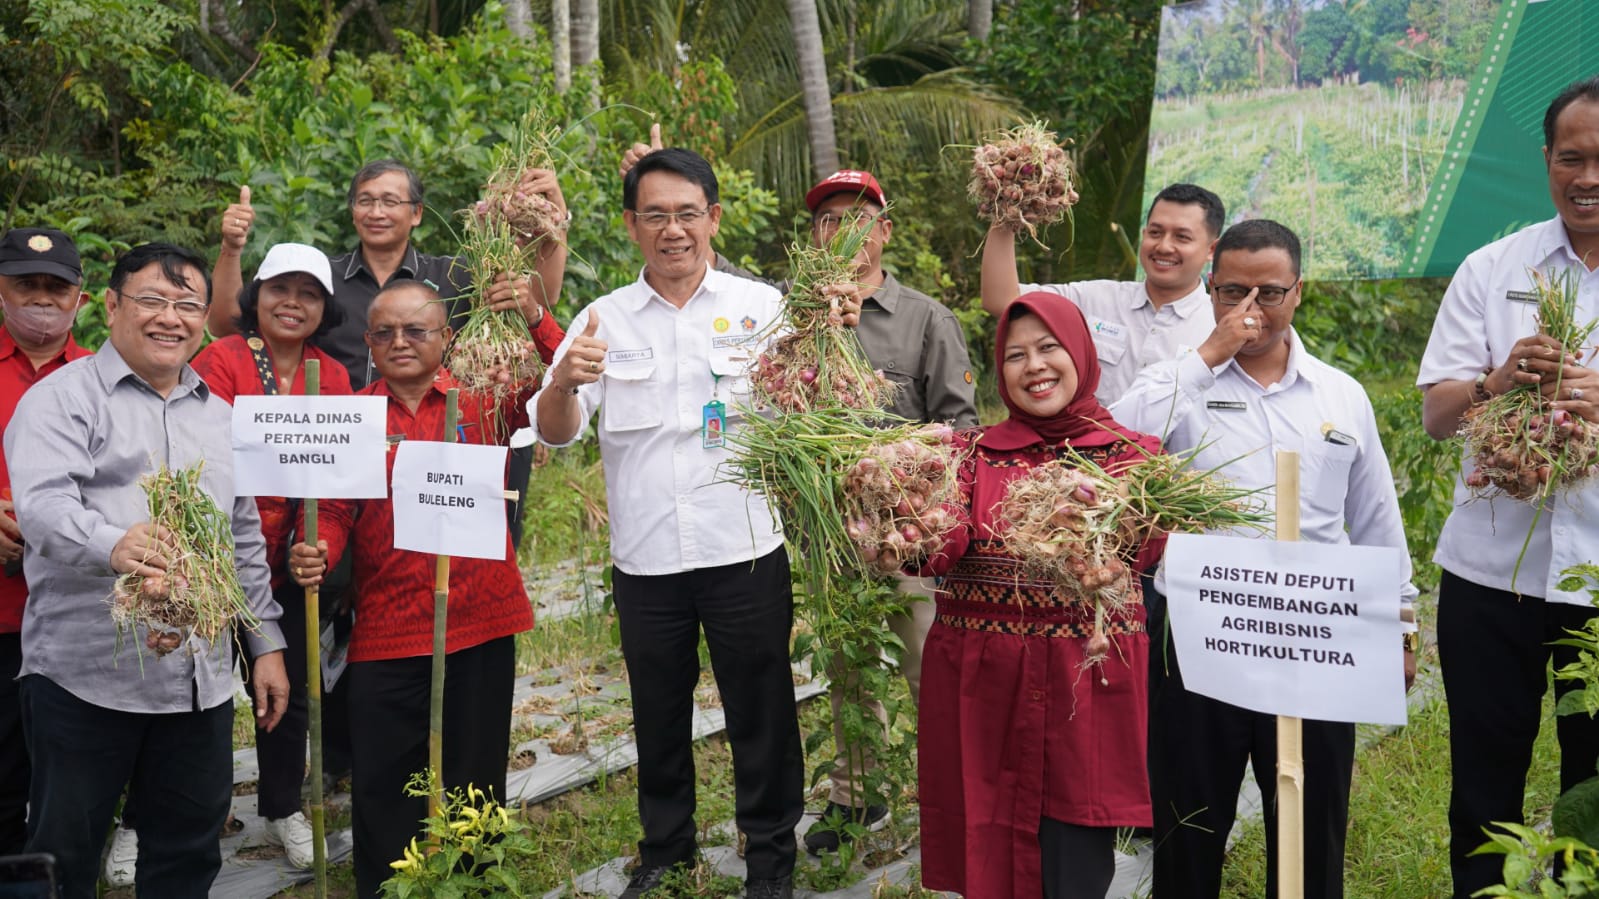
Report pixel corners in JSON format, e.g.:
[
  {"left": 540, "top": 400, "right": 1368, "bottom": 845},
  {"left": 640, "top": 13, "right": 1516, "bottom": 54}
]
[
  {"left": 232, "top": 395, "right": 388, "bottom": 499},
  {"left": 1164, "top": 533, "right": 1407, "bottom": 725},
  {"left": 390, "top": 441, "right": 509, "bottom": 560}
]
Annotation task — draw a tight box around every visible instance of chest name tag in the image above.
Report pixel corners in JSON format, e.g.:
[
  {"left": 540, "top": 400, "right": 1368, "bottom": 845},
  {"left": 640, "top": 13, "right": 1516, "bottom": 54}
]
[
  {"left": 1090, "top": 319, "right": 1127, "bottom": 341},
  {"left": 1323, "top": 428, "right": 1357, "bottom": 447},
  {"left": 1206, "top": 400, "right": 1248, "bottom": 411},
  {"left": 1505, "top": 289, "right": 1539, "bottom": 304},
  {"left": 609, "top": 348, "right": 654, "bottom": 363},
  {"left": 702, "top": 401, "right": 726, "bottom": 449}
]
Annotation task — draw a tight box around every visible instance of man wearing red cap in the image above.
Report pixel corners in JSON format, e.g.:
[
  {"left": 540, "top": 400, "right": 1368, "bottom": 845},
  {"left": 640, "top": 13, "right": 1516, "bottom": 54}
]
[
  {"left": 790, "top": 170, "right": 979, "bottom": 855},
  {"left": 0, "top": 227, "right": 92, "bottom": 854}
]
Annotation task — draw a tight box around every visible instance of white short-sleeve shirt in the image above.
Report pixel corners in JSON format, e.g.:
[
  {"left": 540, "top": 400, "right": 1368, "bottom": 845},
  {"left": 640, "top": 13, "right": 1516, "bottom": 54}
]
[
  {"left": 530, "top": 265, "right": 785, "bottom": 576},
  {"left": 1416, "top": 216, "right": 1599, "bottom": 603},
  {"left": 1023, "top": 279, "right": 1216, "bottom": 405}
]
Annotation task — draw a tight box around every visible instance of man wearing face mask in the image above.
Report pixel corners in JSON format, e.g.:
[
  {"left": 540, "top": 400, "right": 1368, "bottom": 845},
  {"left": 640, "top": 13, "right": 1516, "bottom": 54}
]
[{"left": 0, "top": 227, "right": 92, "bottom": 854}]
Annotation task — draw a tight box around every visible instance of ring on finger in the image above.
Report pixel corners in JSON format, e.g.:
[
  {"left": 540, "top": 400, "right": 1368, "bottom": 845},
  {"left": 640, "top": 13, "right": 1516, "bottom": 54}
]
[
  {"left": 1575, "top": 387, "right": 1586, "bottom": 401},
  {"left": 589, "top": 361, "right": 600, "bottom": 373},
  {"left": 295, "top": 565, "right": 303, "bottom": 578},
  {"left": 1517, "top": 358, "right": 1530, "bottom": 372},
  {"left": 1243, "top": 316, "right": 1256, "bottom": 327}
]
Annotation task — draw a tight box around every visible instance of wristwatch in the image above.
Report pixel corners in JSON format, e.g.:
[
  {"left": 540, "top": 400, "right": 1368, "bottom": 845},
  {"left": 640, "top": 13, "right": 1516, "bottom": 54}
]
[{"left": 1402, "top": 631, "right": 1420, "bottom": 654}]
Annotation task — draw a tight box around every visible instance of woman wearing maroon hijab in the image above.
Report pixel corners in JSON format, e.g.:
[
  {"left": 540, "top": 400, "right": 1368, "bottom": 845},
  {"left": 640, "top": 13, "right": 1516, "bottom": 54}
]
[{"left": 914, "top": 293, "right": 1163, "bottom": 899}]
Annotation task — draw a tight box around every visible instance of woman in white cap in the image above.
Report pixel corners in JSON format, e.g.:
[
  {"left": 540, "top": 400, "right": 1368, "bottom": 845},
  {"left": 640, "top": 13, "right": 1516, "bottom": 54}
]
[{"left": 189, "top": 242, "right": 349, "bottom": 869}]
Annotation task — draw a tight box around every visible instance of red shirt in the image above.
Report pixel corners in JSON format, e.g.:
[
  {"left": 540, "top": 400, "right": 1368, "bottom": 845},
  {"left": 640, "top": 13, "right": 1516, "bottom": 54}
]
[
  {"left": 0, "top": 328, "right": 92, "bottom": 632},
  {"left": 317, "top": 370, "right": 534, "bottom": 662},
  {"left": 191, "top": 335, "right": 354, "bottom": 591}
]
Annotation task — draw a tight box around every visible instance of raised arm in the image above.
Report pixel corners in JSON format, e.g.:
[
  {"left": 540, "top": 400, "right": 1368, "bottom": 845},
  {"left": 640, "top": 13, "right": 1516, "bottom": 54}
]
[{"left": 210, "top": 185, "right": 256, "bottom": 337}]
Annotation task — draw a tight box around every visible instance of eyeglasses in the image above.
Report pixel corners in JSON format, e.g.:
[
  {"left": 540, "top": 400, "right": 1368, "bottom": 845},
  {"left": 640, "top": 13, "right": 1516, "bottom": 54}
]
[
  {"left": 364, "top": 326, "right": 445, "bottom": 345},
  {"left": 352, "top": 195, "right": 419, "bottom": 211},
  {"left": 1211, "top": 279, "right": 1300, "bottom": 306},
  {"left": 631, "top": 208, "right": 711, "bottom": 231},
  {"left": 121, "top": 293, "right": 208, "bottom": 319},
  {"left": 814, "top": 209, "right": 883, "bottom": 231}
]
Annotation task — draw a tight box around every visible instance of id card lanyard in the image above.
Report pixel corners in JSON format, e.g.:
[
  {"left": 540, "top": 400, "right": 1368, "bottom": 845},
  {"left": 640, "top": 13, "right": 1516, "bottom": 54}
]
[{"left": 703, "top": 372, "right": 726, "bottom": 449}]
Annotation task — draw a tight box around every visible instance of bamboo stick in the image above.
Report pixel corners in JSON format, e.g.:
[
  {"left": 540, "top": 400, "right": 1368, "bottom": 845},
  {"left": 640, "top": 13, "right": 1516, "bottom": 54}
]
[
  {"left": 428, "top": 389, "right": 460, "bottom": 826},
  {"left": 302, "top": 360, "right": 328, "bottom": 898},
  {"left": 1275, "top": 450, "right": 1304, "bottom": 899}
]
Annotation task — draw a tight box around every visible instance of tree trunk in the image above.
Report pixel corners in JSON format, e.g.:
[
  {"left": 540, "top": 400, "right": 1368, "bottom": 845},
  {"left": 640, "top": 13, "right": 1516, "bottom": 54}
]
[
  {"left": 550, "top": 0, "right": 571, "bottom": 91},
  {"left": 968, "top": 0, "right": 992, "bottom": 42},
  {"left": 572, "top": 0, "right": 598, "bottom": 67},
  {"left": 504, "top": 0, "right": 532, "bottom": 39},
  {"left": 787, "top": 0, "right": 840, "bottom": 181}
]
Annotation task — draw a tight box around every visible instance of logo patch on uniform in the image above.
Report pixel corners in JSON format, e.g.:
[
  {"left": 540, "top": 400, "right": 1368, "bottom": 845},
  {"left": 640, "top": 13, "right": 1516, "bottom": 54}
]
[
  {"left": 246, "top": 336, "right": 265, "bottom": 350},
  {"left": 741, "top": 316, "right": 757, "bottom": 331},
  {"left": 713, "top": 317, "right": 731, "bottom": 333},
  {"left": 26, "top": 235, "right": 52, "bottom": 253},
  {"left": 963, "top": 370, "right": 973, "bottom": 384}
]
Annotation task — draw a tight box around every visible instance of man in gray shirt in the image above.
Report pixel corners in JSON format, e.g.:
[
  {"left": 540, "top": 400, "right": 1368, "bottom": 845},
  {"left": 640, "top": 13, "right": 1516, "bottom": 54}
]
[{"left": 4, "top": 243, "right": 288, "bottom": 899}]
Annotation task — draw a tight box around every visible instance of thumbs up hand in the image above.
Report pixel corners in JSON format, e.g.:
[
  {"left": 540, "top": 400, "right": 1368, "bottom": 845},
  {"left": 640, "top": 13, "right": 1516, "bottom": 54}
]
[
  {"left": 554, "top": 310, "right": 608, "bottom": 394},
  {"left": 222, "top": 185, "right": 255, "bottom": 253},
  {"left": 619, "top": 122, "right": 665, "bottom": 179}
]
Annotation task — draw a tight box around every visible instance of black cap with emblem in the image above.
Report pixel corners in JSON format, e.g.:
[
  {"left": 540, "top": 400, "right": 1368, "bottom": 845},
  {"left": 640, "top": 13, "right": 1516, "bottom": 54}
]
[{"left": 0, "top": 228, "right": 82, "bottom": 284}]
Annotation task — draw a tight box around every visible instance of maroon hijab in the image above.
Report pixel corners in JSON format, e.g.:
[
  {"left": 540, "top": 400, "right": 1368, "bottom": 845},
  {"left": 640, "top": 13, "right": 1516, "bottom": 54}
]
[{"left": 981, "top": 292, "right": 1142, "bottom": 451}]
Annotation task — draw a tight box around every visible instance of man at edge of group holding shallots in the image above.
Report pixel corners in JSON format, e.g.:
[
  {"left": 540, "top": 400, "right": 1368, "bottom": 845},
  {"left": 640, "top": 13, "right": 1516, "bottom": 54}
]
[
  {"left": 981, "top": 182, "right": 1225, "bottom": 406},
  {"left": 4, "top": 242, "right": 290, "bottom": 899},
  {"left": 531, "top": 148, "right": 803, "bottom": 899},
  {"left": 289, "top": 279, "right": 542, "bottom": 899},
  {"left": 1415, "top": 75, "right": 1599, "bottom": 899},
  {"left": 1109, "top": 219, "right": 1418, "bottom": 899},
  {"left": 0, "top": 227, "right": 94, "bottom": 856}
]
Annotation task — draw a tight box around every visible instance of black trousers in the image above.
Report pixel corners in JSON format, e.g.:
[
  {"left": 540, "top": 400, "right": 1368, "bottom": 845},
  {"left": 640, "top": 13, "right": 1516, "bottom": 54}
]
[
  {"left": 1039, "top": 819, "right": 1115, "bottom": 899},
  {"left": 20, "top": 674, "right": 232, "bottom": 899},
  {"left": 1147, "top": 593, "right": 1354, "bottom": 899},
  {"left": 611, "top": 547, "right": 803, "bottom": 881},
  {"left": 241, "top": 580, "right": 310, "bottom": 820},
  {"left": 346, "top": 636, "right": 516, "bottom": 899},
  {"left": 1438, "top": 569, "right": 1599, "bottom": 898},
  {"left": 0, "top": 633, "right": 28, "bottom": 855}
]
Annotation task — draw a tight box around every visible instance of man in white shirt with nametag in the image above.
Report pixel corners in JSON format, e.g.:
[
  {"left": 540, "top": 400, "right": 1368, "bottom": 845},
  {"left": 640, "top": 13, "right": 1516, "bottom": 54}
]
[
  {"left": 982, "top": 182, "right": 1225, "bottom": 404},
  {"left": 1111, "top": 218, "right": 1417, "bottom": 899},
  {"left": 1416, "top": 75, "right": 1599, "bottom": 899},
  {"left": 532, "top": 148, "right": 803, "bottom": 899}
]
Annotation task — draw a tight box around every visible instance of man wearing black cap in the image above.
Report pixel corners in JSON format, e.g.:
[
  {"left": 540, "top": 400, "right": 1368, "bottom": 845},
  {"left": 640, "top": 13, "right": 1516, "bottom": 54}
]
[{"left": 0, "top": 227, "right": 92, "bottom": 854}]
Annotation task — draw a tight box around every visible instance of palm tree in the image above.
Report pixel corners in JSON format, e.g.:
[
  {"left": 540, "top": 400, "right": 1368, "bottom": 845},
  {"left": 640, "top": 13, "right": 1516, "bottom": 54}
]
[{"left": 788, "top": 0, "right": 841, "bottom": 179}]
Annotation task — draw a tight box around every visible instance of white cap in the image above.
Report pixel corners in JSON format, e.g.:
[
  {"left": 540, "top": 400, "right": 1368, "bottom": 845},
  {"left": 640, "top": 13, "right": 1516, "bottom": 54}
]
[{"left": 255, "top": 243, "right": 334, "bottom": 295}]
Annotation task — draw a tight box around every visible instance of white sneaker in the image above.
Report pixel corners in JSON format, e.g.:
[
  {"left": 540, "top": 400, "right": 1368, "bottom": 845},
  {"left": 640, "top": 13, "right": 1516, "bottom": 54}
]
[
  {"left": 103, "top": 824, "right": 137, "bottom": 888},
  {"left": 263, "top": 811, "right": 320, "bottom": 869}
]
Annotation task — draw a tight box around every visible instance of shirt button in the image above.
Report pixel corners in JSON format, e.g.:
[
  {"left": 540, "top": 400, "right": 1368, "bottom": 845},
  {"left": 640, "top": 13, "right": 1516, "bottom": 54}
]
[{"left": 1030, "top": 690, "right": 1044, "bottom": 701}]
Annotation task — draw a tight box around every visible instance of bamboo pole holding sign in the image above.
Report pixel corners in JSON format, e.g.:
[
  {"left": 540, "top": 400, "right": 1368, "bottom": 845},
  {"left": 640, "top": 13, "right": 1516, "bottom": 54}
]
[
  {"left": 1275, "top": 450, "right": 1304, "bottom": 899},
  {"left": 428, "top": 388, "right": 460, "bottom": 827},
  {"left": 302, "top": 360, "right": 329, "bottom": 898}
]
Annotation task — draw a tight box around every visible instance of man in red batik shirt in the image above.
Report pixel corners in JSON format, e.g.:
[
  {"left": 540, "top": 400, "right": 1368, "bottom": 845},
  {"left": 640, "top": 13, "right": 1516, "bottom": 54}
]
[
  {"left": 0, "top": 227, "right": 93, "bottom": 854},
  {"left": 289, "top": 279, "right": 543, "bottom": 899}
]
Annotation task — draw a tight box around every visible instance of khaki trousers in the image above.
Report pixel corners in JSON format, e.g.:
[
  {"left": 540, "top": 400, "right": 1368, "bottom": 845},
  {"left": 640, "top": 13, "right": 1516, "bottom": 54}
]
[{"left": 826, "top": 575, "right": 937, "bottom": 807}]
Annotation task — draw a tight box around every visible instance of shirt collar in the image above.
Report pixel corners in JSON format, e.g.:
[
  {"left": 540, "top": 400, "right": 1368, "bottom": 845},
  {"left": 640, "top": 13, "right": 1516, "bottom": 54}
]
[
  {"left": 92, "top": 340, "right": 210, "bottom": 400},
  {"left": 865, "top": 270, "right": 902, "bottom": 314},
  {"left": 620, "top": 261, "right": 718, "bottom": 313},
  {"left": 1534, "top": 216, "right": 1589, "bottom": 270},
  {"left": 342, "top": 244, "right": 421, "bottom": 282},
  {"left": 369, "top": 367, "right": 458, "bottom": 399},
  {"left": 1136, "top": 281, "right": 1210, "bottom": 318}
]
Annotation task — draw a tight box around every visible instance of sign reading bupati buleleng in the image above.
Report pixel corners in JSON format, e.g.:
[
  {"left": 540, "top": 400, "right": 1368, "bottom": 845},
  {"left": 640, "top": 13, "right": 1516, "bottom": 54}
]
[
  {"left": 390, "top": 440, "right": 509, "bottom": 561},
  {"left": 232, "top": 395, "right": 388, "bottom": 499},
  {"left": 1164, "top": 534, "right": 1407, "bottom": 726}
]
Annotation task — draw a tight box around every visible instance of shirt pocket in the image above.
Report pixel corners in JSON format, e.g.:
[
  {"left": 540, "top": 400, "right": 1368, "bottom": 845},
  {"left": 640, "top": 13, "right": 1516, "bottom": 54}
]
[
  {"left": 1300, "top": 440, "right": 1357, "bottom": 519},
  {"left": 1086, "top": 317, "right": 1128, "bottom": 366},
  {"left": 602, "top": 365, "right": 663, "bottom": 432},
  {"left": 709, "top": 353, "right": 754, "bottom": 418}
]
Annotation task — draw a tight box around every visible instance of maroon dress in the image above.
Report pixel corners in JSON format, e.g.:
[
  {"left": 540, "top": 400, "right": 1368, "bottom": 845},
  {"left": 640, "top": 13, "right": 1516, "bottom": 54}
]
[{"left": 915, "top": 427, "right": 1162, "bottom": 899}]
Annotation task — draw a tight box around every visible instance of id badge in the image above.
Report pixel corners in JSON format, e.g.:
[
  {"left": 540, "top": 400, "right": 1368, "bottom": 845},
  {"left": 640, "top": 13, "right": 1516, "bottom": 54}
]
[{"left": 702, "top": 400, "right": 726, "bottom": 449}]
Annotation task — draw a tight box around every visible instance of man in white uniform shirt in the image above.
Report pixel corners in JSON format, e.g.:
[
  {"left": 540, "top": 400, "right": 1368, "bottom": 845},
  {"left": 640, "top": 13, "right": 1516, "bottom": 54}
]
[
  {"left": 1416, "top": 75, "right": 1599, "bottom": 899},
  {"left": 532, "top": 148, "right": 802, "bottom": 899},
  {"left": 982, "top": 182, "right": 1225, "bottom": 404},
  {"left": 1111, "top": 219, "right": 1417, "bottom": 899}
]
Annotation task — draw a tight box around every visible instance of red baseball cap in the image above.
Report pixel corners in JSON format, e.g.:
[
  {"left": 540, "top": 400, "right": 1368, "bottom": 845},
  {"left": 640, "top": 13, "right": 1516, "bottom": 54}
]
[{"left": 804, "top": 170, "right": 887, "bottom": 212}]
